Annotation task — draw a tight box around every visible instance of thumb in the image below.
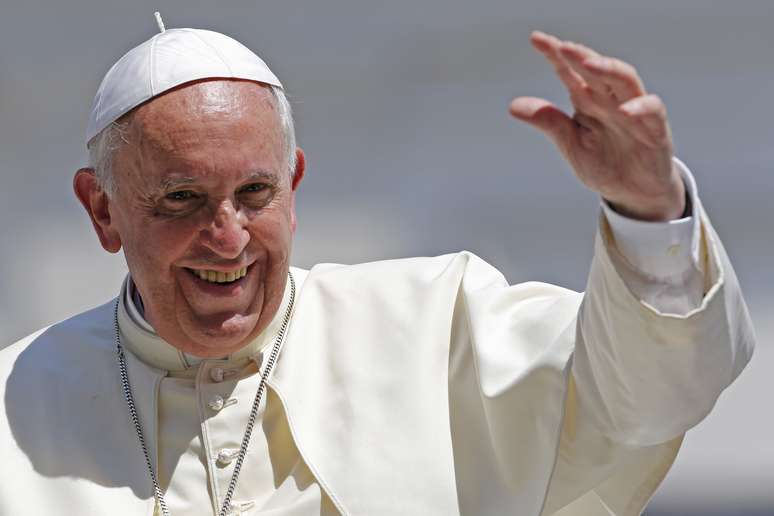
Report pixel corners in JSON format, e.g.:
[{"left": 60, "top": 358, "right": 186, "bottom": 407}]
[{"left": 509, "top": 97, "right": 577, "bottom": 152}]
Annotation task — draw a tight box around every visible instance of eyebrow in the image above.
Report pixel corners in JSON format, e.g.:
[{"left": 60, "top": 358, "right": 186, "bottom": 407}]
[
  {"left": 242, "top": 170, "right": 278, "bottom": 184},
  {"left": 158, "top": 170, "right": 278, "bottom": 191},
  {"left": 160, "top": 176, "right": 197, "bottom": 190}
]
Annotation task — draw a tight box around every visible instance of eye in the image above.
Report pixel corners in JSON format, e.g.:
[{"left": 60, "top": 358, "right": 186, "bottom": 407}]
[
  {"left": 238, "top": 182, "right": 274, "bottom": 209},
  {"left": 165, "top": 190, "right": 198, "bottom": 201},
  {"left": 240, "top": 183, "right": 267, "bottom": 193}
]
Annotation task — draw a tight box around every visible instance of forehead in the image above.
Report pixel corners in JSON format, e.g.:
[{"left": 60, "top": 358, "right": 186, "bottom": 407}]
[{"left": 127, "top": 79, "right": 283, "bottom": 162}]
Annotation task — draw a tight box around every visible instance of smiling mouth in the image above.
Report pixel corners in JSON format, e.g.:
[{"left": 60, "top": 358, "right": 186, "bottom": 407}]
[{"left": 186, "top": 266, "right": 248, "bottom": 284}]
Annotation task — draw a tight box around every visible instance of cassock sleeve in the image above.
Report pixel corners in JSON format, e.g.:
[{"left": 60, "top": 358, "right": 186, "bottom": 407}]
[
  {"left": 599, "top": 158, "right": 703, "bottom": 315},
  {"left": 541, "top": 171, "right": 756, "bottom": 514}
]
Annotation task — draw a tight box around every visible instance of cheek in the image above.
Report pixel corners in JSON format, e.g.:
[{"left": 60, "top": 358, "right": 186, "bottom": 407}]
[
  {"left": 124, "top": 219, "right": 198, "bottom": 280},
  {"left": 247, "top": 210, "right": 293, "bottom": 260}
]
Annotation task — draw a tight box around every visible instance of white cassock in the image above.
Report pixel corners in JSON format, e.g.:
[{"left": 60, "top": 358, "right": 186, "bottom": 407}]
[{"left": 0, "top": 162, "right": 755, "bottom": 516}]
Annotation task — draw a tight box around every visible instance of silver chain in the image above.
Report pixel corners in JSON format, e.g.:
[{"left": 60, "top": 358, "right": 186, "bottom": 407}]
[{"left": 115, "top": 271, "right": 296, "bottom": 516}]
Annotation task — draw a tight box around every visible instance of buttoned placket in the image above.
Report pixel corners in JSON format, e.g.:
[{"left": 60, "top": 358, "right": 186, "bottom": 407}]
[
  {"left": 119, "top": 269, "right": 331, "bottom": 515},
  {"left": 196, "top": 356, "right": 266, "bottom": 515}
]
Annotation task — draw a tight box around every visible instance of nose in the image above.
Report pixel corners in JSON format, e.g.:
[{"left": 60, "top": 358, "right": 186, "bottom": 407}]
[{"left": 201, "top": 199, "right": 250, "bottom": 259}]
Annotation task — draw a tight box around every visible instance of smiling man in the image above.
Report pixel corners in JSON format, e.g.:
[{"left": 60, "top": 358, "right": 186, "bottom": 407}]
[
  {"left": 76, "top": 79, "right": 301, "bottom": 359},
  {"left": 0, "top": 20, "right": 755, "bottom": 516}
]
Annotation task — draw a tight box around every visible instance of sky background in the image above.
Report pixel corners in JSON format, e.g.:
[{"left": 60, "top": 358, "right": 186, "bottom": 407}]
[{"left": 0, "top": 1, "right": 771, "bottom": 514}]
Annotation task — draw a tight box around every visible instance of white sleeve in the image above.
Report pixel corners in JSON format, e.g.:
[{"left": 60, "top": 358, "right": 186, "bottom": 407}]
[
  {"left": 573, "top": 188, "right": 755, "bottom": 446},
  {"left": 540, "top": 159, "right": 755, "bottom": 514},
  {"left": 600, "top": 158, "right": 704, "bottom": 314}
]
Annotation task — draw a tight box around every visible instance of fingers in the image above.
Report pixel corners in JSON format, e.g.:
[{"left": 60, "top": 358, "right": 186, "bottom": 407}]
[
  {"left": 584, "top": 56, "right": 646, "bottom": 102},
  {"left": 557, "top": 42, "right": 609, "bottom": 98},
  {"left": 525, "top": 31, "right": 671, "bottom": 153},
  {"left": 532, "top": 31, "right": 647, "bottom": 108},
  {"left": 509, "top": 96, "right": 578, "bottom": 152},
  {"left": 530, "top": 31, "right": 585, "bottom": 93},
  {"left": 620, "top": 94, "right": 671, "bottom": 149}
]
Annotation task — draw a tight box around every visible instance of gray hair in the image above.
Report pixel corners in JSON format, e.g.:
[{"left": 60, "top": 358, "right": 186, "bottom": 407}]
[{"left": 88, "top": 84, "right": 297, "bottom": 196}]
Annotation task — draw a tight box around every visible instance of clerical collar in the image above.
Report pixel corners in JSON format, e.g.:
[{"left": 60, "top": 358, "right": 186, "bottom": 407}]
[{"left": 117, "top": 272, "right": 297, "bottom": 372}]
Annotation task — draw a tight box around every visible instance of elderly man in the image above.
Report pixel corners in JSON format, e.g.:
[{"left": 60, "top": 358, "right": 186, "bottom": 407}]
[{"left": 0, "top": 19, "right": 754, "bottom": 516}]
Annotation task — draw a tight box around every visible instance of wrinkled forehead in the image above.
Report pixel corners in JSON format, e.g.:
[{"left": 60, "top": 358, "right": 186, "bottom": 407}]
[
  {"left": 132, "top": 79, "right": 278, "bottom": 132},
  {"left": 124, "top": 79, "right": 283, "bottom": 154},
  {"left": 111, "top": 79, "right": 287, "bottom": 183}
]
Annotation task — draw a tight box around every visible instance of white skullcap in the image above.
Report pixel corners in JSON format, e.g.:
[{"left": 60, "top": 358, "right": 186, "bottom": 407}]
[{"left": 86, "top": 22, "right": 282, "bottom": 146}]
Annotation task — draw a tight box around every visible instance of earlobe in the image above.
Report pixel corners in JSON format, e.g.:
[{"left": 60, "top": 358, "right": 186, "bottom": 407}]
[{"left": 73, "top": 168, "right": 122, "bottom": 253}]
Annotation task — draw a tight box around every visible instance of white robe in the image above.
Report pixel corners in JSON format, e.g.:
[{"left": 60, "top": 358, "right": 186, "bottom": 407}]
[
  {"left": 119, "top": 271, "right": 339, "bottom": 515},
  {"left": 0, "top": 199, "right": 755, "bottom": 515}
]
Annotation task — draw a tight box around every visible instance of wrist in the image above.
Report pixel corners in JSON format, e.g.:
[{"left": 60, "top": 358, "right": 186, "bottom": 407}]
[{"left": 605, "top": 166, "right": 687, "bottom": 222}]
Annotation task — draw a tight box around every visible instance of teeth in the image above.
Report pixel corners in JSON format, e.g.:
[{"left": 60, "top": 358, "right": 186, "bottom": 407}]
[{"left": 192, "top": 267, "right": 248, "bottom": 283}]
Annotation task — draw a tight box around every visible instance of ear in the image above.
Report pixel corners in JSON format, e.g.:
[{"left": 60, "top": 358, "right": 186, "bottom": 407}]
[
  {"left": 73, "top": 168, "right": 122, "bottom": 253},
  {"left": 289, "top": 148, "right": 306, "bottom": 232},
  {"left": 291, "top": 148, "right": 305, "bottom": 191}
]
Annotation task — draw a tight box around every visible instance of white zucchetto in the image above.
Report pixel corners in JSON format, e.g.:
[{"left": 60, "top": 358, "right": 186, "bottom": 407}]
[{"left": 86, "top": 25, "right": 282, "bottom": 146}]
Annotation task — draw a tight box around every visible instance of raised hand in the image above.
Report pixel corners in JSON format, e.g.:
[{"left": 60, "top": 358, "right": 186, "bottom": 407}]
[{"left": 510, "top": 31, "right": 685, "bottom": 221}]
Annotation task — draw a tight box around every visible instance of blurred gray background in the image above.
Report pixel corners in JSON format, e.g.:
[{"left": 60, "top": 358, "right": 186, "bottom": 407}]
[{"left": 0, "top": 1, "right": 771, "bottom": 514}]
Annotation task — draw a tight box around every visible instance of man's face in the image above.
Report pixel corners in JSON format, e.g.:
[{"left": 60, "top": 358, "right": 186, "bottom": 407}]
[{"left": 93, "top": 80, "right": 301, "bottom": 357}]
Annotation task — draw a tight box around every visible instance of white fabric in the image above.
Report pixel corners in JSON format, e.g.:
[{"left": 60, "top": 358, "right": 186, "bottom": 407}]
[
  {"left": 126, "top": 277, "right": 153, "bottom": 333},
  {"left": 118, "top": 270, "right": 339, "bottom": 515},
  {"left": 0, "top": 200, "right": 755, "bottom": 515},
  {"left": 113, "top": 157, "right": 705, "bottom": 515},
  {"left": 86, "top": 28, "right": 282, "bottom": 144},
  {"left": 601, "top": 158, "right": 706, "bottom": 314},
  {"left": 601, "top": 158, "right": 699, "bottom": 282}
]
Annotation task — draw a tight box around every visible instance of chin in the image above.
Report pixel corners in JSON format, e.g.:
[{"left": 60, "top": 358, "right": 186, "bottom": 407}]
[{"left": 182, "top": 313, "right": 260, "bottom": 357}]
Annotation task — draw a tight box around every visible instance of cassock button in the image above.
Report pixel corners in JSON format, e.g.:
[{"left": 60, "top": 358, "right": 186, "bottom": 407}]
[
  {"left": 210, "top": 367, "right": 225, "bottom": 382},
  {"left": 208, "top": 395, "right": 225, "bottom": 411},
  {"left": 217, "top": 448, "right": 239, "bottom": 466}
]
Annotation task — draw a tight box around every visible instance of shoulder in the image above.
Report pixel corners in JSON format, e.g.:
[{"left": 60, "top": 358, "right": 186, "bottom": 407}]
[
  {"left": 304, "top": 251, "right": 502, "bottom": 289},
  {"left": 0, "top": 300, "right": 144, "bottom": 491},
  {"left": 295, "top": 253, "right": 580, "bottom": 336},
  {"left": 0, "top": 300, "right": 117, "bottom": 384},
  {"left": 301, "top": 252, "right": 577, "bottom": 299}
]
